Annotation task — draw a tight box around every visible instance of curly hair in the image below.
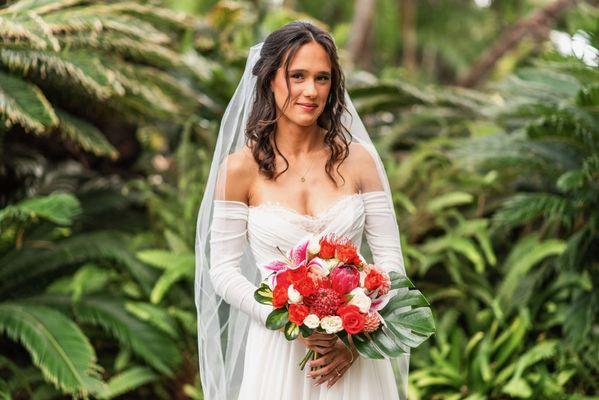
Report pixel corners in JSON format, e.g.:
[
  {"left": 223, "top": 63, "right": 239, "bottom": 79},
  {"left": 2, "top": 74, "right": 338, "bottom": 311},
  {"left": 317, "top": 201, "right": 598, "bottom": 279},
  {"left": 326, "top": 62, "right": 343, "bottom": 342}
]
[{"left": 245, "top": 21, "right": 351, "bottom": 184}]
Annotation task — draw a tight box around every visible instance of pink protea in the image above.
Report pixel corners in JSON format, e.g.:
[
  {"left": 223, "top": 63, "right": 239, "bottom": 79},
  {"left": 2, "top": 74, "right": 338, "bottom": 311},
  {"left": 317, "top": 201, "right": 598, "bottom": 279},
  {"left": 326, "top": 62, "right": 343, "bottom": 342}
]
[
  {"left": 303, "top": 287, "right": 344, "bottom": 318},
  {"left": 330, "top": 264, "right": 360, "bottom": 294},
  {"left": 363, "top": 311, "right": 381, "bottom": 333}
]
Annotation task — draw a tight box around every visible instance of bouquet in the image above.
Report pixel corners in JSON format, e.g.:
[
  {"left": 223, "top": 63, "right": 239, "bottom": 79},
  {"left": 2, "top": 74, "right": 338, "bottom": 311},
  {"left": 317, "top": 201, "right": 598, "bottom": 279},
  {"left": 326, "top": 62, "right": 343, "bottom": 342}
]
[{"left": 254, "top": 234, "right": 435, "bottom": 370}]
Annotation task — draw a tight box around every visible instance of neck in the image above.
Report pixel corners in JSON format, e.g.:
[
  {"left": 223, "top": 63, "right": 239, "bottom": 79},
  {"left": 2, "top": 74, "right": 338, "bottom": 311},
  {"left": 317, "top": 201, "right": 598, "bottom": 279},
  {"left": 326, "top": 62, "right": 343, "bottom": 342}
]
[{"left": 273, "top": 117, "right": 324, "bottom": 158}]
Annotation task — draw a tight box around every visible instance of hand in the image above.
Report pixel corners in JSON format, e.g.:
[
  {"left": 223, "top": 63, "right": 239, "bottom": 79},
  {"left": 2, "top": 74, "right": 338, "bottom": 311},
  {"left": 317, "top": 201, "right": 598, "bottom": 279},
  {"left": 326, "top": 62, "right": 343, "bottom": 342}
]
[
  {"left": 308, "top": 339, "right": 358, "bottom": 388},
  {"left": 298, "top": 331, "right": 338, "bottom": 354}
]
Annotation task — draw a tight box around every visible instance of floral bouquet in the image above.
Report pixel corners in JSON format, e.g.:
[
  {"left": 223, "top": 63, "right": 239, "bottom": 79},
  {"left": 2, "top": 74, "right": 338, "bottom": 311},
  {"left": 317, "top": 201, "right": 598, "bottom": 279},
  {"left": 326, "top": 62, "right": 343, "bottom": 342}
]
[{"left": 254, "top": 234, "right": 435, "bottom": 370}]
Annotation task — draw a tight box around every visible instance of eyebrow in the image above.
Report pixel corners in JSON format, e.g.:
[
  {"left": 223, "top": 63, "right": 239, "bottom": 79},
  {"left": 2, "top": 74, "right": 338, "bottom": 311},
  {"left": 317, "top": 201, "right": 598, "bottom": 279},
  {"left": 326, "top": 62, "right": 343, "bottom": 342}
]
[{"left": 288, "top": 69, "right": 331, "bottom": 76}]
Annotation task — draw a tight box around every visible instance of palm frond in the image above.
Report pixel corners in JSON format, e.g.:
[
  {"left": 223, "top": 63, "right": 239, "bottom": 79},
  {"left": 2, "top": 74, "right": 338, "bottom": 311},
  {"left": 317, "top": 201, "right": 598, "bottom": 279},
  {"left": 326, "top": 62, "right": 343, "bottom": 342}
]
[
  {"left": 492, "top": 193, "right": 576, "bottom": 230},
  {"left": 0, "top": 48, "right": 122, "bottom": 99},
  {"left": 0, "top": 303, "right": 102, "bottom": 395},
  {"left": 71, "top": 296, "right": 181, "bottom": 376},
  {"left": 0, "top": 70, "right": 57, "bottom": 133},
  {"left": 55, "top": 109, "right": 118, "bottom": 159},
  {"left": 0, "top": 192, "right": 81, "bottom": 226},
  {"left": 97, "top": 366, "right": 157, "bottom": 400}
]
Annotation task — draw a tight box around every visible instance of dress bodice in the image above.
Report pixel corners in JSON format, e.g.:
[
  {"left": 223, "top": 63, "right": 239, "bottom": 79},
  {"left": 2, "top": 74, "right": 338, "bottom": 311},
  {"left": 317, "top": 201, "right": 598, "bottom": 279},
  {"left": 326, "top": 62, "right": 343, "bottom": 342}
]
[{"left": 246, "top": 193, "right": 366, "bottom": 279}]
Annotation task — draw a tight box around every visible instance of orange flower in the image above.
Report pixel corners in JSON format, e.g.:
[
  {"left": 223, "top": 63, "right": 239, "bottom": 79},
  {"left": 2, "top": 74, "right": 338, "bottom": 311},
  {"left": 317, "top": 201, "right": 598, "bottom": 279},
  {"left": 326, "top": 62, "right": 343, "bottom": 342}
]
[
  {"left": 272, "top": 284, "right": 288, "bottom": 309},
  {"left": 289, "top": 304, "right": 310, "bottom": 326}
]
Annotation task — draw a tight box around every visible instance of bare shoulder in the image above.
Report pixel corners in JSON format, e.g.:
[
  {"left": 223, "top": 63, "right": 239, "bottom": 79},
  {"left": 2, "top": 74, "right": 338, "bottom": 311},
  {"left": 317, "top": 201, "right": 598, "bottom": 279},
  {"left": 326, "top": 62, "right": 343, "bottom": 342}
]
[
  {"left": 345, "top": 141, "right": 383, "bottom": 192},
  {"left": 218, "top": 146, "right": 257, "bottom": 203}
]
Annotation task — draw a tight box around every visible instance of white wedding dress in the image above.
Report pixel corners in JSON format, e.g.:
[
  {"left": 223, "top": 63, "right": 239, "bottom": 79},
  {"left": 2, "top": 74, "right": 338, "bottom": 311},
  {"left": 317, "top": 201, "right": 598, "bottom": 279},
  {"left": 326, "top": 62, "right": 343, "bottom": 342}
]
[{"left": 209, "top": 190, "right": 409, "bottom": 400}]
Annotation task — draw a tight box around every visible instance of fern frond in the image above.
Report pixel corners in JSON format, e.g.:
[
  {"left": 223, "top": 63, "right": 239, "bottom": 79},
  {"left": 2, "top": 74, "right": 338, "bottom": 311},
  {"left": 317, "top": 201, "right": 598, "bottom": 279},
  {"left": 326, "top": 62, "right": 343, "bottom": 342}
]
[
  {"left": 71, "top": 296, "right": 181, "bottom": 376},
  {"left": 55, "top": 109, "right": 118, "bottom": 159},
  {"left": 0, "top": 231, "right": 156, "bottom": 297},
  {"left": 492, "top": 193, "right": 576, "bottom": 230},
  {"left": 0, "top": 0, "right": 85, "bottom": 16},
  {"left": 0, "top": 48, "right": 122, "bottom": 99},
  {"left": 0, "top": 303, "right": 102, "bottom": 395},
  {"left": 0, "top": 70, "right": 57, "bottom": 133},
  {"left": 0, "top": 192, "right": 81, "bottom": 226},
  {"left": 97, "top": 366, "right": 157, "bottom": 400}
]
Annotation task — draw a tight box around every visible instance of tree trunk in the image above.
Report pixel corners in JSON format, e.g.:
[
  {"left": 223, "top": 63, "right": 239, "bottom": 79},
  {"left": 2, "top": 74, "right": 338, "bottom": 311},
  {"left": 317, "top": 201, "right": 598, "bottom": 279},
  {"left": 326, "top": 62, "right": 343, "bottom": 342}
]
[
  {"left": 400, "top": 0, "right": 417, "bottom": 72},
  {"left": 346, "top": 0, "right": 376, "bottom": 69},
  {"left": 458, "top": 0, "right": 579, "bottom": 88}
]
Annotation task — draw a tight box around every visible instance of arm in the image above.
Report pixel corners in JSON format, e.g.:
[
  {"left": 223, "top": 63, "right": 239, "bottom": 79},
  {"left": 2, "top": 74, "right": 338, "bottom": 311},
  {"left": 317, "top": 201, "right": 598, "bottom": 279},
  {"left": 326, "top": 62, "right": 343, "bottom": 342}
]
[
  {"left": 208, "top": 149, "right": 270, "bottom": 325},
  {"left": 208, "top": 201, "right": 271, "bottom": 325}
]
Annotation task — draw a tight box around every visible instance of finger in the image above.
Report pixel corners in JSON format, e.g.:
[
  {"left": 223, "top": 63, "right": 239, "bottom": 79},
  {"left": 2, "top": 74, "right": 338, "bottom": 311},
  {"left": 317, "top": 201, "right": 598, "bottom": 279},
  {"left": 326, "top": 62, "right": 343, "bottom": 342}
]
[
  {"left": 305, "top": 339, "right": 336, "bottom": 347},
  {"left": 326, "top": 362, "right": 350, "bottom": 388},
  {"left": 314, "top": 360, "right": 344, "bottom": 386},
  {"left": 308, "top": 353, "right": 334, "bottom": 370},
  {"left": 311, "top": 358, "right": 343, "bottom": 382}
]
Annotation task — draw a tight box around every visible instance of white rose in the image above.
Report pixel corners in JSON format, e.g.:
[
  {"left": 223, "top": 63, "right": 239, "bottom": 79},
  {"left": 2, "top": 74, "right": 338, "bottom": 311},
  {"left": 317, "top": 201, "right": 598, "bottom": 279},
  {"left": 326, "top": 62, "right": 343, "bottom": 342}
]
[
  {"left": 349, "top": 288, "right": 372, "bottom": 313},
  {"left": 307, "top": 237, "right": 321, "bottom": 255},
  {"left": 303, "top": 314, "right": 320, "bottom": 329},
  {"left": 287, "top": 284, "right": 303, "bottom": 304},
  {"left": 320, "top": 316, "right": 343, "bottom": 334}
]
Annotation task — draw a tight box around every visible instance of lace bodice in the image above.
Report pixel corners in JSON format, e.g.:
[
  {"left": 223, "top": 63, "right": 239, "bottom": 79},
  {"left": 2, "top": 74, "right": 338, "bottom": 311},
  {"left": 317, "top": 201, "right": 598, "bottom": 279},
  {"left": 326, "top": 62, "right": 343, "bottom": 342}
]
[{"left": 209, "top": 190, "right": 406, "bottom": 325}]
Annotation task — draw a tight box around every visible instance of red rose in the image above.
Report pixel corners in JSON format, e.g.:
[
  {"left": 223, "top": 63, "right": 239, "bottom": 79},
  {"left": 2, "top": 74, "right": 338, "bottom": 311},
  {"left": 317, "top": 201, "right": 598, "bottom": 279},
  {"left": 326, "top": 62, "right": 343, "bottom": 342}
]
[
  {"left": 295, "top": 278, "right": 317, "bottom": 297},
  {"left": 289, "top": 303, "right": 310, "bottom": 326},
  {"left": 272, "top": 284, "right": 288, "bottom": 309},
  {"left": 276, "top": 270, "right": 292, "bottom": 289},
  {"left": 336, "top": 304, "right": 360, "bottom": 316},
  {"left": 337, "top": 305, "right": 365, "bottom": 334},
  {"left": 319, "top": 237, "right": 336, "bottom": 259},
  {"left": 365, "top": 270, "right": 383, "bottom": 291}
]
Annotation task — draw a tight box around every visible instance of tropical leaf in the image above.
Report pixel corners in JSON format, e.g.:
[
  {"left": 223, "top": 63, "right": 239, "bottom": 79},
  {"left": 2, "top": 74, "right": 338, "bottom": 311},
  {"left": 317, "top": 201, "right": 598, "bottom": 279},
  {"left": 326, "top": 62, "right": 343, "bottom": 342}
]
[
  {"left": 56, "top": 109, "right": 118, "bottom": 159},
  {"left": 0, "top": 70, "right": 57, "bottom": 133},
  {"left": 0, "top": 192, "right": 81, "bottom": 226},
  {"left": 97, "top": 366, "right": 157, "bottom": 400},
  {"left": 0, "top": 303, "right": 102, "bottom": 395},
  {"left": 69, "top": 295, "right": 181, "bottom": 376}
]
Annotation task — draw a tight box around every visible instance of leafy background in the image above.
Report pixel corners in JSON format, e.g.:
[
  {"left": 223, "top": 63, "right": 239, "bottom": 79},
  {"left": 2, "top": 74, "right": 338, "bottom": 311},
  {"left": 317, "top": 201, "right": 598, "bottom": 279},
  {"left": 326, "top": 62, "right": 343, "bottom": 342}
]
[{"left": 0, "top": 0, "right": 597, "bottom": 399}]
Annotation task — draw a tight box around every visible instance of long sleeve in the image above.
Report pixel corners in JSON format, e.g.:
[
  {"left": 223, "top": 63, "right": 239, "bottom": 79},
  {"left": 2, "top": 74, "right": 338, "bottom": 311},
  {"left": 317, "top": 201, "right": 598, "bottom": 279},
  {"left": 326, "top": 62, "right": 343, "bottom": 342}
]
[
  {"left": 208, "top": 200, "right": 271, "bottom": 325},
  {"left": 362, "top": 191, "right": 407, "bottom": 277}
]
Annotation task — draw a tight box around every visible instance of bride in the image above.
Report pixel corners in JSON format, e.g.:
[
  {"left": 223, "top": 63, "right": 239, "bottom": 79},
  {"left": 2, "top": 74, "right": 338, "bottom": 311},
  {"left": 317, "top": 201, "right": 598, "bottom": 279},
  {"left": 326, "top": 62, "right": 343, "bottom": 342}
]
[{"left": 195, "top": 21, "right": 410, "bottom": 400}]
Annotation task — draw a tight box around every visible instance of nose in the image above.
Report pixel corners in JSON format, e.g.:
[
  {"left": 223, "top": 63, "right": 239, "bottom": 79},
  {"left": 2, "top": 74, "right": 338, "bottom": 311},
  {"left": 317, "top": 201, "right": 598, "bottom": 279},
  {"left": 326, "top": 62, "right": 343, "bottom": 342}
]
[{"left": 303, "top": 78, "right": 317, "bottom": 98}]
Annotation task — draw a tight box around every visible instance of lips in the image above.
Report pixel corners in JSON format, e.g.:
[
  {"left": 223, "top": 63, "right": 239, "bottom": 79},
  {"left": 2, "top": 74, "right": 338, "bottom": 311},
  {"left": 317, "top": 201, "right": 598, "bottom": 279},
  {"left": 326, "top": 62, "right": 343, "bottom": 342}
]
[{"left": 297, "top": 103, "right": 318, "bottom": 112}]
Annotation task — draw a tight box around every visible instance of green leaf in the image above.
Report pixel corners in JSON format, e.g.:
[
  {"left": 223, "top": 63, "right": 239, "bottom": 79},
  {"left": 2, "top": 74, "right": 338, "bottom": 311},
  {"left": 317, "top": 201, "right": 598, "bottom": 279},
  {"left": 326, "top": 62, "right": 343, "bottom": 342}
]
[
  {"left": 0, "top": 70, "right": 57, "bottom": 133},
  {"left": 284, "top": 321, "right": 299, "bottom": 341},
  {"left": 370, "top": 327, "right": 407, "bottom": 357},
  {"left": 0, "top": 377, "right": 10, "bottom": 400},
  {"left": 124, "top": 302, "right": 179, "bottom": 339},
  {"left": 426, "top": 191, "right": 473, "bottom": 213},
  {"left": 98, "top": 367, "right": 157, "bottom": 399},
  {"left": 265, "top": 308, "right": 288, "bottom": 330},
  {"left": 352, "top": 333, "right": 385, "bottom": 359},
  {"left": 380, "top": 290, "right": 430, "bottom": 319},
  {"left": 254, "top": 283, "right": 273, "bottom": 305},
  {"left": 150, "top": 260, "right": 193, "bottom": 304},
  {"left": 299, "top": 324, "right": 313, "bottom": 338},
  {"left": 385, "top": 307, "right": 436, "bottom": 335},
  {"left": 70, "top": 296, "right": 181, "bottom": 376},
  {"left": 388, "top": 272, "right": 414, "bottom": 290},
  {"left": 0, "top": 303, "right": 102, "bottom": 395},
  {"left": 0, "top": 193, "right": 81, "bottom": 226},
  {"left": 56, "top": 109, "right": 118, "bottom": 159}
]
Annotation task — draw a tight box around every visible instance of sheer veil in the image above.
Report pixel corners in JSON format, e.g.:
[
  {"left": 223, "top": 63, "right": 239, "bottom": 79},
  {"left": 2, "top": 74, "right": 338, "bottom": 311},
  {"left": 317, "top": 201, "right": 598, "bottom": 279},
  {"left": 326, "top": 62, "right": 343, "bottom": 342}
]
[{"left": 195, "top": 42, "right": 410, "bottom": 400}]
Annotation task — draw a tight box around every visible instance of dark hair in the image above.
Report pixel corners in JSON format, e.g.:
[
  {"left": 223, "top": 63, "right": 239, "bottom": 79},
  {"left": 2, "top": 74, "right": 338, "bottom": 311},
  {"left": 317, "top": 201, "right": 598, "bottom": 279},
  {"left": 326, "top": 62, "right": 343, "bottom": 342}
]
[{"left": 245, "top": 21, "right": 351, "bottom": 184}]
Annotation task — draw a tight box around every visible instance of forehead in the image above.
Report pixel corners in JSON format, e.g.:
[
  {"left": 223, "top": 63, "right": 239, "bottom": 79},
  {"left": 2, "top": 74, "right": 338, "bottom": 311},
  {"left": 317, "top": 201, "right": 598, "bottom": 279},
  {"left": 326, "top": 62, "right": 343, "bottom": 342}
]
[{"left": 284, "top": 41, "right": 331, "bottom": 71}]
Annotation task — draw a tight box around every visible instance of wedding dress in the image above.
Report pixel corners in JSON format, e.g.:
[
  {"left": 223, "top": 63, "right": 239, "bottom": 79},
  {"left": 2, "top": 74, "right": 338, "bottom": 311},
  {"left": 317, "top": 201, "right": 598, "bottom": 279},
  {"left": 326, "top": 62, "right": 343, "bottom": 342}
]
[{"left": 209, "top": 190, "right": 408, "bottom": 399}]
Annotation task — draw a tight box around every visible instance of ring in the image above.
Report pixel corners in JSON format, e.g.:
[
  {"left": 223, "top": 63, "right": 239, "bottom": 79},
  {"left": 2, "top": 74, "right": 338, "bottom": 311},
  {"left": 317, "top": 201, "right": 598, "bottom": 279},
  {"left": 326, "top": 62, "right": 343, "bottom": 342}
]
[{"left": 335, "top": 368, "right": 341, "bottom": 376}]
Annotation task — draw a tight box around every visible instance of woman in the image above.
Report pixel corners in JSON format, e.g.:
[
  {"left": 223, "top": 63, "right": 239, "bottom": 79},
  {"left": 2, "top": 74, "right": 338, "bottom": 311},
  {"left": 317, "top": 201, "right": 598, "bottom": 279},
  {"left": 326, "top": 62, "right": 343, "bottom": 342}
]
[{"left": 195, "top": 21, "right": 410, "bottom": 400}]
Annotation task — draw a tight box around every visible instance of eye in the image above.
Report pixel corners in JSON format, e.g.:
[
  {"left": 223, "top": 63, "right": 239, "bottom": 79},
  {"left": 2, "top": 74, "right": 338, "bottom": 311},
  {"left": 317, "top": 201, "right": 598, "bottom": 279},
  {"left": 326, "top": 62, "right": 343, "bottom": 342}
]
[
  {"left": 317, "top": 75, "right": 331, "bottom": 82},
  {"left": 290, "top": 72, "right": 304, "bottom": 80}
]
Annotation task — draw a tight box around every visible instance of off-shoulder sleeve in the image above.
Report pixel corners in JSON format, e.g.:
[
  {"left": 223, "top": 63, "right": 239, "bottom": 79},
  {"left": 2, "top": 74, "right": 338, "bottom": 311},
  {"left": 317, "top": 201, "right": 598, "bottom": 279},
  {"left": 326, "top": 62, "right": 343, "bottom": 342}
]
[
  {"left": 208, "top": 200, "right": 271, "bottom": 325},
  {"left": 362, "top": 191, "right": 407, "bottom": 276}
]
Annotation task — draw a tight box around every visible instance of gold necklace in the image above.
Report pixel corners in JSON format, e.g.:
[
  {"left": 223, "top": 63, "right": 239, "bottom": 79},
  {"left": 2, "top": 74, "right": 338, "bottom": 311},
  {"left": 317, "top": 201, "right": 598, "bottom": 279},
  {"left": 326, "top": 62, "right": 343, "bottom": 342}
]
[{"left": 299, "top": 152, "right": 318, "bottom": 183}]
